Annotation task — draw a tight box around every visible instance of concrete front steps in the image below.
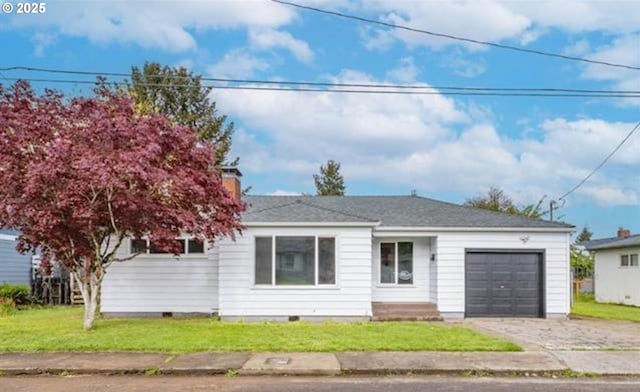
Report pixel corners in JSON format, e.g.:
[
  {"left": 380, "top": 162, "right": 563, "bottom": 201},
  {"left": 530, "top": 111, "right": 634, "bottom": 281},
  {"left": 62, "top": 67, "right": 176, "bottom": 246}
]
[{"left": 372, "top": 302, "right": 442, "bottom": 321}]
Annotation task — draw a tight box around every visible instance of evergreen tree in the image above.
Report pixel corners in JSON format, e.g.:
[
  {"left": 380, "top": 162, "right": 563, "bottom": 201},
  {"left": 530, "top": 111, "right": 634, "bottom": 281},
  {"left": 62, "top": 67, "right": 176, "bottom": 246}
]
[
  {"left": 129, "top": 62, "right": 235, "bottom": 165},
  {"left": 576, "top": 225, "right": 593, "bottom": 243},
  {"left": 313, "top": 160, "right": 346, "bottom": 196}
]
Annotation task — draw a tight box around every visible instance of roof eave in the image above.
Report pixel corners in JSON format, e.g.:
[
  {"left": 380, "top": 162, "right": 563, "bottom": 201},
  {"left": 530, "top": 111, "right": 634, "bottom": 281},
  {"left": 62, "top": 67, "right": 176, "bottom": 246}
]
[
  {"left": 586, "top": 244, "right": 640, "bottom": 251},
  {"left": 243, "top": 221, "right": 381, "bottom": 227},
  {"left": 374, "top": 226, "right": 574, "bottom": 233}
]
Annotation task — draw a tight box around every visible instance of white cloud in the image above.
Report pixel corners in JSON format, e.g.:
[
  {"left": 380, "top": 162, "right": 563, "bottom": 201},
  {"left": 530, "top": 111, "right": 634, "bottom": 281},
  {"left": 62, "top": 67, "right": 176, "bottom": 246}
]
[
  {"left": 357, "top": 1, "right": 640, "bottom": 51},
  {"left": 386, "top": 57, "right": 420, "bottom": 82},
  {"left": 361, "top": 0, "right": 531, "bottom": 51},
  {"left": 31, "top": 32, "right": 56, "bottom": 57},
  {"left": 249, "top": 28, "right": 314, "bottom": 62},
  {"left": 219, "top": 70, "right": 640, "bottom": 207},
  {"left": 505, "top": 1, "right": 640, "bottom": 34},
  {"left": 5, "top": 0, "right": 296, "bottom": 52},
  {"left": 580, "top": 186, "right": 639, "bottom": 206},
  {"left": 441, "top": 52, "right": 486, "bottom": 78},
  {"left": 578, "top": 34, "right": 640, "bottom": 106},
  {"left": 208, "top": 49, "right": 269, "bottom": 78}
]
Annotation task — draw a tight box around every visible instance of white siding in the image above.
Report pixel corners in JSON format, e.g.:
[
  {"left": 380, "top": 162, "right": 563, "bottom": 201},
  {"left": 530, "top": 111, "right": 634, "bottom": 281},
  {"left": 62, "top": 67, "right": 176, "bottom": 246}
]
[
  {"left": 101, "top": 239, "right": 219, "bottom": 314},
  {"left": 371, "top": 237, "right": 433, "bottom": 302},
  {"left": 594, "top": 247, "right": 640, "bottom": 306},
  {"left": 434, "top": 231, "right": 571, "bottom": 316},
  {"left": 218, "top": 226, "right": 373, "bottom": 318},
  {"left": 0, "top": 236, "right": 31, "bottom": 285},
  {"left": 429, "top": 237, "right": 438, "bottom": 303}
]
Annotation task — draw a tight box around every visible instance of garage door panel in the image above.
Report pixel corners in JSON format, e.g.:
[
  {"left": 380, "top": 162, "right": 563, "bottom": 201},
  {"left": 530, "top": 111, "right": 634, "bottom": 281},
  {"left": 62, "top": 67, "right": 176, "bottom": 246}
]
[
  {"left": 492, "top": 271, "right": 513, "bottom": 281},
  {"left": 465, "top": 251, "right": 542, "bottom": 317},
  {"left": 491, "top": 289, "right": 514, "bottom": 298}
]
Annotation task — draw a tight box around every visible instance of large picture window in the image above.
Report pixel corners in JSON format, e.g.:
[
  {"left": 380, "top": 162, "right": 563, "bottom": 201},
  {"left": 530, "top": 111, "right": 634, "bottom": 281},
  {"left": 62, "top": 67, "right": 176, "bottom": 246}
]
[
  {"left": 380, "top": 242, "right": 413, "bottom": 285},
  {"left": 254, "top": 236, "right": 336, "bottom": 286}
]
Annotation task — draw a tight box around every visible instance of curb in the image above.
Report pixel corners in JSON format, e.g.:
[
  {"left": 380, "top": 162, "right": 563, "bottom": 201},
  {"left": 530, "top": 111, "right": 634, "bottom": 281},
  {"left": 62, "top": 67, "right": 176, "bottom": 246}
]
[{"left": 3, "top": 368, "right": 639, "bottom": 378}]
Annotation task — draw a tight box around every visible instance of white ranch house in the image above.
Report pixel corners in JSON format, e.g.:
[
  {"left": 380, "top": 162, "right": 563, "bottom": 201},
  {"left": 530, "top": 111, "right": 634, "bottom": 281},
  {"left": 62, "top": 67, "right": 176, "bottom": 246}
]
[
  {"left": 584, "top": 229, "right": 640, "bottom": 307},
  {"left": 102, "top": 168, "right": 574, "bottom": 320}
]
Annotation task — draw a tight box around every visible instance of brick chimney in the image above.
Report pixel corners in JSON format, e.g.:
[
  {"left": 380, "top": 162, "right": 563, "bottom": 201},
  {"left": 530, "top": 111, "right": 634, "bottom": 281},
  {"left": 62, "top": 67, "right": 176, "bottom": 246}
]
[
  {"left": 617, "top": 227, "right": 631, "bottom": 238},
  {"left": 221, "top": 166, "right": 242, "bottom": 202}
]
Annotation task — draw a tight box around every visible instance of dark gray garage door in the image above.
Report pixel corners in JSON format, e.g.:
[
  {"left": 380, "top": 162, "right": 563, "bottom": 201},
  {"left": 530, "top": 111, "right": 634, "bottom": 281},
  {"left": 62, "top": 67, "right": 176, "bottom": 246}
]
[{"left": 465, "top": 251, "right": 542, "bottom": 317}]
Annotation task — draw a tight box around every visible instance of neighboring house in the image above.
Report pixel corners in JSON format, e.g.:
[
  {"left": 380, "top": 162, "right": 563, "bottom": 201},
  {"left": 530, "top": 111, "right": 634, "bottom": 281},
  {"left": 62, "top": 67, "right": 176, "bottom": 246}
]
[
  {"left": 584, "top": 228, "right": 640, "bottom": 306},
  {"left": 102, "top": 168, "right": 574, "bottom": 320},
  {"left": 0, "top": 229, "right": 31, "bottom": 285}
]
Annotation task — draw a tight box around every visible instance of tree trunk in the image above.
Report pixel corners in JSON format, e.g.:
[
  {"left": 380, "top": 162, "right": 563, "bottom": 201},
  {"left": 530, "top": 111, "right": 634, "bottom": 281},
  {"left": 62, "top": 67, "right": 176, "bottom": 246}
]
[{"left": 72, "top": 270, "right": 103, "bottom": 331}]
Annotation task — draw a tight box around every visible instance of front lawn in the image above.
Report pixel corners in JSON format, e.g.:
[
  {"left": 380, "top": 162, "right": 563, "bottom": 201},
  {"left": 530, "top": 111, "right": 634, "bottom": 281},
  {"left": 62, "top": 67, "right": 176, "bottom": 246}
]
[
  {"left": 572, "top": 296, "right": 640, "bottom": 322},
  {"left": 0, "top": 307, "right": 519, "bottom": 353}
]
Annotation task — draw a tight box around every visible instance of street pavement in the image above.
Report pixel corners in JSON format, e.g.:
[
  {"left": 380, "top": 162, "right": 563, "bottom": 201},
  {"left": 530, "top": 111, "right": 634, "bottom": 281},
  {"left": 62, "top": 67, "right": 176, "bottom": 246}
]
[{"left": 2, "top": 375, "right": 640, "bottom": 392}]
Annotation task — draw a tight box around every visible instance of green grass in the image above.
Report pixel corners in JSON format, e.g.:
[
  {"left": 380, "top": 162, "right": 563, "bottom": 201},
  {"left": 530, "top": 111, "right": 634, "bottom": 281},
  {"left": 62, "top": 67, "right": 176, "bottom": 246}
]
[
  {"left": 572, "top": 296, "right": 640, "bottom": 322},
  {"left": 0, "top": 307, "right": 519, "bottom": 353}
]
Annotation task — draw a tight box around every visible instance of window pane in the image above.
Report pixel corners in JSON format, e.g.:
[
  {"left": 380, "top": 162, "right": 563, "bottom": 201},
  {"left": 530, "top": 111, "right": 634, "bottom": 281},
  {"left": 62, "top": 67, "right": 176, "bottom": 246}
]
[
  {"left": 631, "top": 254, "right": 639, "bottom": 267},
  {"left": 150, "top": 239, "right": 185, "bottom": 254},
  {"left": 276, "top": 237, "right": 315, "bottom": 285},
  {"left": 398, "top": 242, "right": 413, "bottom": 284},
  {"left": 255, "top": 237, "right": 272, "bottom": 284},
  {"left": 621, "top": 255, "right": 629, "bottom": 267},
  {"left": 188, "top": 239, "right": 205, "bottom": 254},
  {"left": 318, "top": 238, "right": 336, "bottom": 284},
  {"left": 380, "top": 243, "right": 395, "bottom": 284},
  {"left": 131, "top": 239, "right": 147, "bottom": 254}
]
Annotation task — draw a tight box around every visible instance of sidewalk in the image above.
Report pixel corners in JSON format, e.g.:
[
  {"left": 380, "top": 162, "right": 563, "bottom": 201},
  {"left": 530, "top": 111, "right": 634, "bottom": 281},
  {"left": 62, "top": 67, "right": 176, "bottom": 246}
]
[{"left": 1, "top": 351, "right": 640, "bottom": 376}]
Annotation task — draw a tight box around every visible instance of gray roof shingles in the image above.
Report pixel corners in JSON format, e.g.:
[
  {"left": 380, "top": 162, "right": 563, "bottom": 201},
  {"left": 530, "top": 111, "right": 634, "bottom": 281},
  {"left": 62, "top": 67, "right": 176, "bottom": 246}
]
[
  {"left": 583, "top": 234, "right": 640, "bottom": 251},
  {"left": 242, "top": 195, "right": 573, "bottom": 229}
]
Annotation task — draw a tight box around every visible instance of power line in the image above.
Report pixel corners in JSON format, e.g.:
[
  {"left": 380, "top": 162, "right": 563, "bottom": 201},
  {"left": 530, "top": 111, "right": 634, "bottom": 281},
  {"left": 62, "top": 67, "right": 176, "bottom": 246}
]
[
  {"left": 557, "top": 120, "right": 640, "bottom": 201},
  {"left": 3, "top": 77, "right": 640, "bottom": 98},
  {"left": 271, "top": 0, "right": 640, "bottom": 72},
  {"left": 1, "top": 66, "right": 639, "bottom": 95}
]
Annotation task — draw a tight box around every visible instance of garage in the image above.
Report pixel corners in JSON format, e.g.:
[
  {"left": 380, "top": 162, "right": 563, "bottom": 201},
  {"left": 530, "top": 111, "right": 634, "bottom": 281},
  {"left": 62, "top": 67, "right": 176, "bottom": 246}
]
[{"left": 465, "top": 250, "right": 543, "bottom": 317}]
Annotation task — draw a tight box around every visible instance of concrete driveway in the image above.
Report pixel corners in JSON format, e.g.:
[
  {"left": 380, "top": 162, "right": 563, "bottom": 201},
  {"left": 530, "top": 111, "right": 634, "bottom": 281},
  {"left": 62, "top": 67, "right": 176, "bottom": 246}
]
[{"left": 465, "top": 318, "right": 640, "bottom": 351}]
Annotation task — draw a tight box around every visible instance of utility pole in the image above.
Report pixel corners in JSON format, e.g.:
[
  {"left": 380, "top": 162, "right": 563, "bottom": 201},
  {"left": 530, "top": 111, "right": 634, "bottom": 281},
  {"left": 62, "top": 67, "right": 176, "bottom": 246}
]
[{"left": 549, "top": 200, "right": 556, "bottom": 222}]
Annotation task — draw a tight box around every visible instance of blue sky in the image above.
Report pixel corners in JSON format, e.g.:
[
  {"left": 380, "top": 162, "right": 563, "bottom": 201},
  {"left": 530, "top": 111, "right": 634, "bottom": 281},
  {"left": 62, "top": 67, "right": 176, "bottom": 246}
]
[{"left": 1, "top": 0, "right": 639, "bottom": 238}]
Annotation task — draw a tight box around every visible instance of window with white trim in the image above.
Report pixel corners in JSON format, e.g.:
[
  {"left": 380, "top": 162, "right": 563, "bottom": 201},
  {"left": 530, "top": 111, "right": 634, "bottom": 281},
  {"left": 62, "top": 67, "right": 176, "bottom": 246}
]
[
  {"left": 621, "top": 253, "right": 639, "bottom": 267},
  {"left": 254, "top": 236, "right": 336, "bottom": 286},
  {"left": 130, "top": 238, "right": 205, "bottom": 255},
  {"left": 380, "top": 242, "right": 413, "bottom": 285}
]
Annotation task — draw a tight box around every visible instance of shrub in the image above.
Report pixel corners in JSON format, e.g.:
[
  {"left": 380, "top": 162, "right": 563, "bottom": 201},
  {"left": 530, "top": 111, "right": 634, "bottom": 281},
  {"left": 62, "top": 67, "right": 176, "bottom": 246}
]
[
  {"left": 0, "top": 283, "right": 32, "bottom": 306},
  {"left": 0, "top": 297, "right": 16, "bottom": 316}
]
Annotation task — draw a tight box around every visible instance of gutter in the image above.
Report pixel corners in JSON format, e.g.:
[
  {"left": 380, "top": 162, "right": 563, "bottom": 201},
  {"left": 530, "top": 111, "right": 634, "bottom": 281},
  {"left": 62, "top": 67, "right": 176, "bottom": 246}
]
[
  {"left": 374, "top": 226, "right": 574, "bottom": 233},
  {"left": 243, "top": 221, "right": 381, "bottom": 228}
]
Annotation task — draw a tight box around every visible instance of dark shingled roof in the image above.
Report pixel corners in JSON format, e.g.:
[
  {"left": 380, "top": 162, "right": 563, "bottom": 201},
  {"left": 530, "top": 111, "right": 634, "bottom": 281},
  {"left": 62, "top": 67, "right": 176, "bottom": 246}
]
[
  {"left": 242, "top": 195, "right": 574, "bottom": 229},
  {"left": 583, "top": 234, "right": 640, "bottom": 251}
]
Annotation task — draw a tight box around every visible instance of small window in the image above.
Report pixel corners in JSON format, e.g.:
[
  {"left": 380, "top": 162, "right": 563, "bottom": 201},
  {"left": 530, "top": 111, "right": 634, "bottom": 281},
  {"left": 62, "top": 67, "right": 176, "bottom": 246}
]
[
  {"left": 255, "top": 237, "right": 273, "bottom": 284},
  {"left": 631, "top": 254, "right": 639, "bottom": 267},
  {"left": 150, "top": 239, "right": 185, "bottom": 254},
  {"left": 188, "top": 239, "right": 205, "bottom": 254},
  {"left": 621, "top": 255, "right": 630, "bottom": 267},
  {"left": 380, "top": 243, "right": 396, "bottom": 284},
  {"left": 318, "top": 237, "right": 336, "bottom": 284},
  {"left": 380, "top": 242, "right": 413, "bottom": 285},
  {"left": 398, "top": 242, "right": 413, "bottom": 284},
  {"left": 131, "top": 239, "right": 148, "bottom": 254},
  {"left": 131, "top": 238, "right": 202, "bottom": 255}
]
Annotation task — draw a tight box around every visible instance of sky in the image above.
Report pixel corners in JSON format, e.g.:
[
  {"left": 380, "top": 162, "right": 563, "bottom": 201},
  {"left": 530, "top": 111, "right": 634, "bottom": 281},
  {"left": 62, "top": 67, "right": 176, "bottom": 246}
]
[{"left": 1, "top": 0, "right": 639, "bottom": 238}]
